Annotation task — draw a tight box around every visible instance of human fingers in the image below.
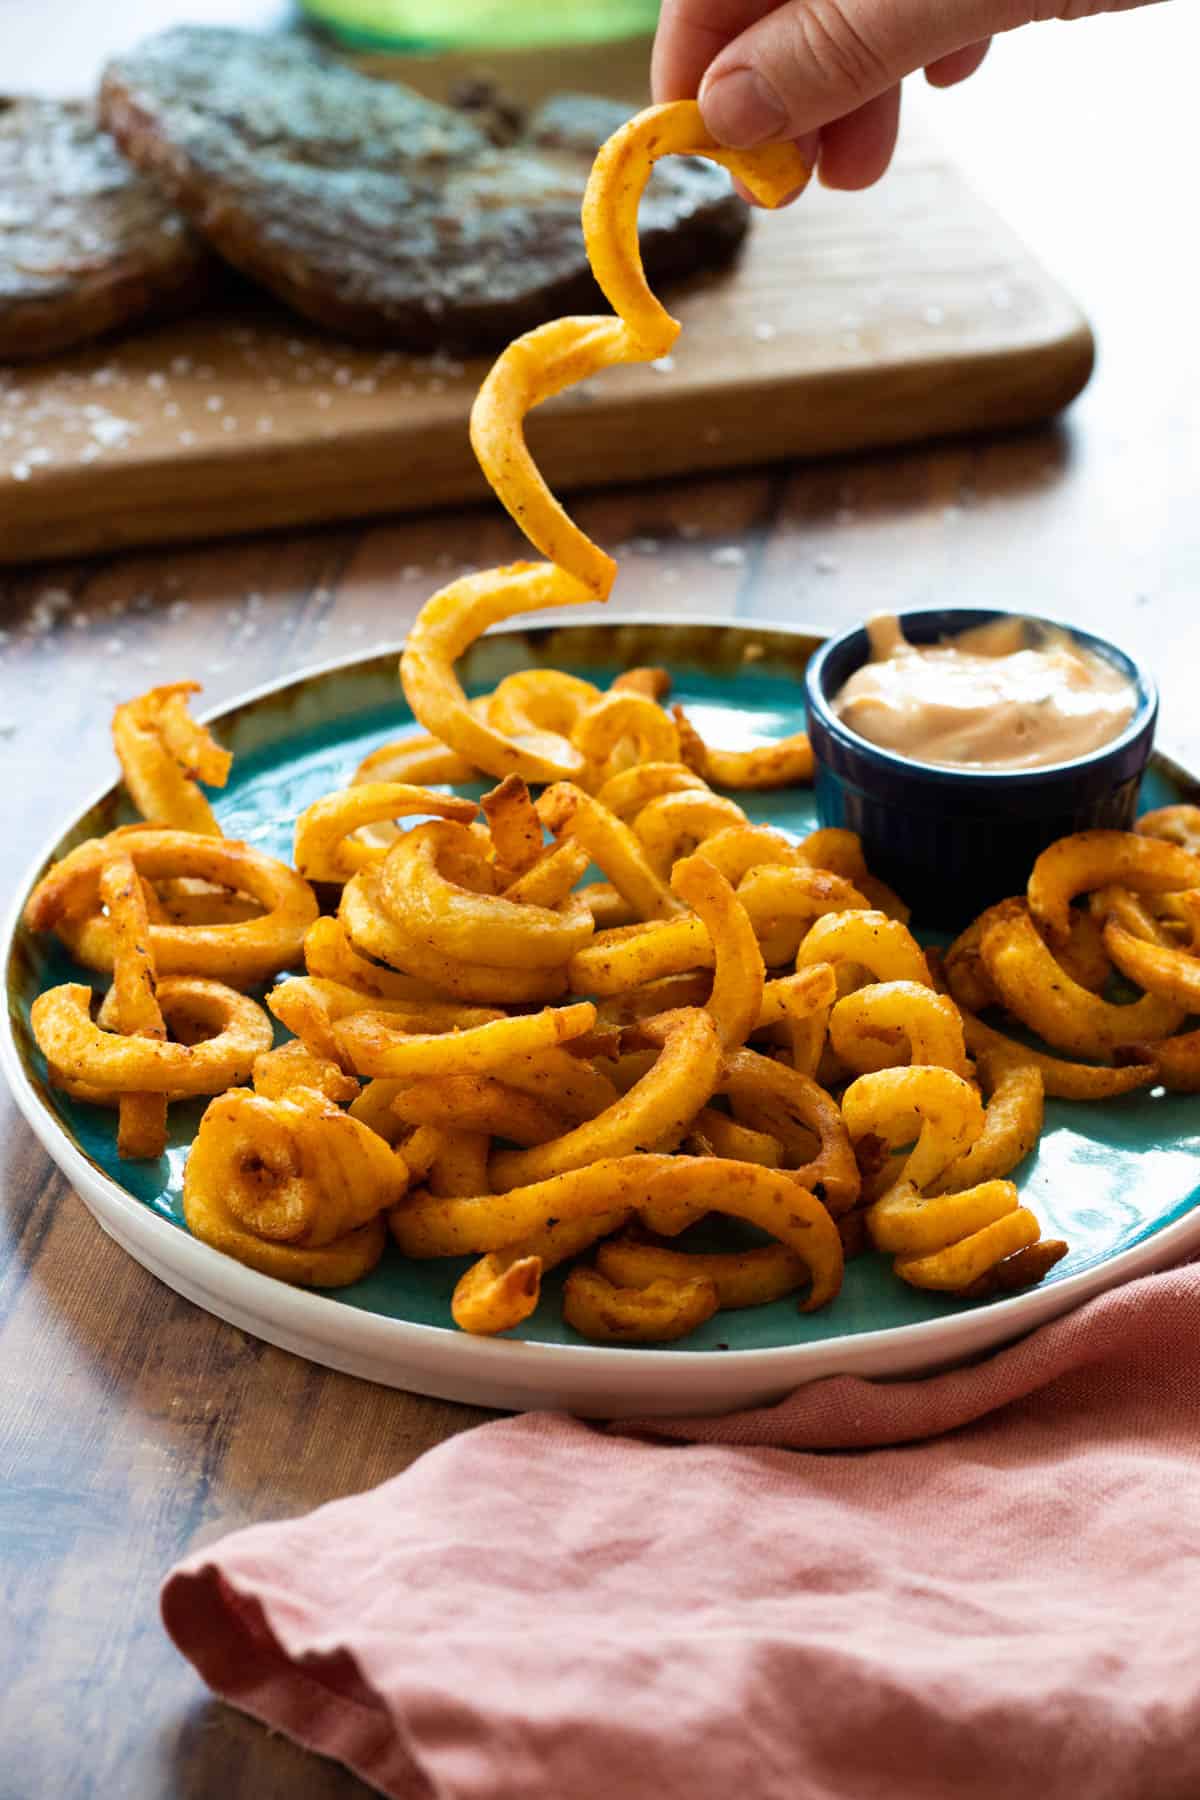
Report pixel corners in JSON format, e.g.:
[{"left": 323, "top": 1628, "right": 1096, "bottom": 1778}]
[
  {"left": 814, "top": 84, "right": 902, "bottom": 190},
  {"left": 924, "top": 39, "right": 992, "bottom": 86}
]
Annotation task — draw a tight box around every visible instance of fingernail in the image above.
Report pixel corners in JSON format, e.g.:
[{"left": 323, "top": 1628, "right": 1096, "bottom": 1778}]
[{"left": 700, "top": 67, "right": 788, "bottom": 148}]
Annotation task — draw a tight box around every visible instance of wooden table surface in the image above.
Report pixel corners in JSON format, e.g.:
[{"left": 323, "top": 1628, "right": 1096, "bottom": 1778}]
[{"left": 2, "top": 6, "right": 1197, "bottom": 1796}]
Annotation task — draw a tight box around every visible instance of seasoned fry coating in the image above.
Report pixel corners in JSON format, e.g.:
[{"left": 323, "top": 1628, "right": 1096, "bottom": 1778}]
[
  {"left": 293, "top": 782, "right": 476, "bottom": 884},
  {"left": 112, "top": 682, "right": 229, "bottom": 835},
  {"left": 1028, "top": 829, "right": 1200, "bottom": 945},
  {"left": 562, "top": 1267, "right": 720, "bottom": 1342}
]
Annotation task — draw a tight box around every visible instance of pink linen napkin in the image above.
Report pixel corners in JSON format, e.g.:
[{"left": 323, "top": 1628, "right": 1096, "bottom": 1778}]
[{"left": 162, "top": 1261, "right": 1200, "bottom": 1800}]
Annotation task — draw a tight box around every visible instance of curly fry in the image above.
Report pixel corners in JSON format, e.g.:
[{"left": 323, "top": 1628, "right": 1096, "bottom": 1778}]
[
  {"left": 982, "top": 905, "right": 1184, "bottom": 1058},
  {"left": 450, "top": 1209, "right": 630, "bottom": 1336},
  {"left": 252, "top": 1039, "right": 359, "bottom": 1105},
  {"left": 340, "top": 863, "right": 569, "bottom": 1005},
  {"left": 502, "top": 840, "right": 590, "bottom": 909},
  {"left": 1028, "top": 829, "right": 1200, "bottom": 945},
  {"left": 893, "top": 1208, "right": 1042, "bottom": 1292},
  {"left": 428, "top": 1130, "right": 491, "bottom": 1198},
  {"left": 390, "top": 1155, "right": 677, "bottom": 1258},
  {"left": 112, "top": 682, "right": 229, "bottom": 835},
  {"left": 597, "top": 1231, "right": 806, "bottom": 1308},
  {"left": 538, "top": 783, "right": 681, "bottom": 921},
  {"left": 34, "top": 978, "right": 273, "bottom": 1097},
  {"left": 488, "top": 1007, "right": 722, "bottom": 1188},
  {"left": 928, "top": 1060, "right": 1044, "bottom": 1193},
  {"left": 268, "top": 975, "right": 500, "bottom": 1064},
  {"left": 671, "top": 705, "right": 813, "bottom": 790},
  {"left": 562, "top": 1266, "right": 719, "bottom": 1342},
  {"left": 1137, "top": 804, "right": 1200, "bottom": 856},
  {"left": 637, "top": 1158, "right": 842, "bottom": 1312},
  {"left": 302, "top": 915, "right": 443, "bottom": 1004},
  {"left": 380, "top": 821, "right": 592, "bottom": 970},
  {"left": 481, "top": 774, "right": 545, "bottom": 878},
  {"left": 795, "top": 910, "right": 933, "bottom": 989},
  {"left": 633, "top": 790, "right": 748, "bottom": 877},
  {"left": 334, "top": 1000, "right": 596, "bottom": 1081},
  {"left": 841, "top": 1066, "right": 985, "bottom": 1197},
  {"left": 870, "top": 1176, "right": 1021, "bottom": 1256},
  {"left": 595, "top": 762, "right": 708, "bottom": 821},
  {"left": 354, "top": 731, "right": 477, "bottom": 788},
  {"left": 670, "top": 853, "right": 764, "bottom": 1049},
  {"left": 389, "top": 1075, "right": 570, "bottom": 1146},
  {"left": 183, "top": 1087, "right": 400, "bottom": 1286},
  {"left": 610, "top": 667, "right": 672, "bottom": 701},
  {"left": 719, "top": 1047, "right": 860, "bottom": 1215},
  {"left": 1100, "top": 918, "right": 1200, "bottom": 1011},
  {"left": 830, "top": 981, "right": 970, "bottom": 1078},
  {"left": 572, "top": 690, "right": 680, "bottom": 787},
  {"left": 293, "top": 782, "right": 477, "bottom": 884},
  {"left": 27, "top": 828, "right": 318, "bottom": 988}
]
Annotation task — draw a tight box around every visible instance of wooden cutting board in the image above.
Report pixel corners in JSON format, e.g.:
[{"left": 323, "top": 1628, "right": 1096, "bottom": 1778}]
[{"left": 0, "top": 40, "right": 1092, "bottom": 565}]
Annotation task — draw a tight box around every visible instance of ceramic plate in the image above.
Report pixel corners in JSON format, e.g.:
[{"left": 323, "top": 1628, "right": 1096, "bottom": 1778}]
[{"left": 4, "top": 618, "right": 1199, "bottom": 1417}]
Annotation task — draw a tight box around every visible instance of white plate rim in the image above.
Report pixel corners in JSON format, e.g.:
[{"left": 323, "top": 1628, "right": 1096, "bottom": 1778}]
[{"left": 4, "top": 614, "right": 1198, "bottom": 1416}]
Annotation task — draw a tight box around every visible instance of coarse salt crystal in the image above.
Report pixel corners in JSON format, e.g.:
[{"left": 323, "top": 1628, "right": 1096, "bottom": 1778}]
[
  {"left": 650, "top": 355, "right": 675, "bottom": 373},
  {"left": 710, "top": 545, "right": 745, "bottom": 567},
  {"left": 752, "top": 322, "right": 776, "bottom": 342}
]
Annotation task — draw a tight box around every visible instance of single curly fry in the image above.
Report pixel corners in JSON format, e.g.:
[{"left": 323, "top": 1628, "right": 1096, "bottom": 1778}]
[
  {"left": 956, "top": 1002, "right": 1155, "bottom": 1101},
  {"left": 719, "top": 1048, "right": 860, "bottom": 1215},
  {"left": 869, "top": 1176, "right": 1020, "bottom": 1256},
  {"left": 1028, "top": 829, "right": 1200, "bottom": 945},
  {"left": 893, "top": 1208, "right": 1043, "bottom": 1293},
  {"left": 302, "top": 916, "right": 444, "bottom": 1004},
  {"left": 611, "top": 667, "right": 672, "bottom": 701},
  {"left": 737, "top": 865, "right": 873, "bottom": 966},
  {"left": 489, "top": 1007, "right": 722, "bottom": 1188},
  {"left": 958, "top": 1237, "right": 1069, "bottom": 1299},
  {"left": 830, "top": 981, "right": 970, "bottom": 1078},
  {"left": 595, "top": 762, "right": 709, "bottom": 822},
  {"left": 252, "top": 1038, "right": 360, "bottom": 1105},
  {"left": 183, "top": 1086, "right": 400, "bottom": 1285},
  {"left": 795, "top": 910, "right": 933, "bottom": 990},
  {"left": 670, "top": 852, "right": 764, "bottom": 1049},
  {"left": 334, "top": 999, "right": 596, "bottom": 1081},
  {"left": 269, "top": 975, "right": 500, "bottom": 1064},
  {"left": 450, "top": 1208, "right": 630, "bottom": 1335},
  {"left": 354, "top": 731, "right": 478, "bottom": 788},
  {"left": 348, "top": 1079, "right": 420, "bottom": 1147},
  {"left": 112, "top": 681, "right": 229, "bottom": 835},
  {"left": 293, "top": 782, "right": 477, "bottom": 884},
  {"left": 756, "top": 966, "right": 839, "bottom": 1030},
  {"left": 577, "top": 881, "right": 637, "bottom": 929},
  {"left": 380, "top": 821, "right": 593, "bottom": 971},
  {"left": 639, "top": 1157, "right": 842, "bottom": 1312},
  {"left": 981, "top": 906, "right": 1185, "bottom": 1058},
  {"left": 568, "top": 917, "right": 711, "bottom": 994},
  {"left": 841, "top": 1066, "right": 985, "bottom": 1196},
  {"left": 929, "top": 1061, "right": 1044, "bottom": 1193},
  {"left": 399, "top": 563, "right": 598, "bottom": 783},
  {"left": 671, "top": 705, "right": 813, "bottom": 790},
  {"left": 1136, "top": 804, "right": 1200, "bottom": 857},
  {"left": 480, "top": 774, "right": 544, "bottom": 878},
  {"left": 391, "top": 1154, "right": 677, "bottom": 1258},
  {"left": 340, "top": 864, "right": 569, "bottom": 1005},
  {"left": 389, "top": 1074, "right": 570, "bottom": 1146},
  {"left": 538, "top": 783, "right": 681, "bottom": 921},
  {"left": 27, "top": 828, "right": 318, "bottom": 988},
  {"left": 98, "top": 851, "right": 168, "bottom": 1160},
  {"left": 633, "top": 790, "right": 748, "bottom": 877},
  {"left": 597, "top": 1231, "right": 806, "bottom": 1308},
  {"left": 572, "top": 690, "right": 680, "bottom": 787},
  {"left": 949, "top": 897, "right": 1113, "bottom": 1012},
  {"left": 1100, "top": 918, "right": 1200, "bottom": 1011},
  {"left": 34, "top": 978, "right": 273, "bottom": 1097},
  {"left": 692, "top": 823, "right": 806, "bottom": 886},
  {"left": 464, "top": 102, "right": 806, "bottom": 596},
  {"left": 562, "top": 1266, "right": 720, "bottom": 1342}
]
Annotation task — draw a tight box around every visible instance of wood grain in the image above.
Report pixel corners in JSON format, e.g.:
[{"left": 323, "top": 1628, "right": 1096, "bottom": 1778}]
[{"left": 2, "top": 3, "right": 1199, "bottom": 1796}]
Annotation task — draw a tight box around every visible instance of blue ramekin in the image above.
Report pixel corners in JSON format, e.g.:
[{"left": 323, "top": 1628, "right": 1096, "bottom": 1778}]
[{"left": 804, "top": 608, "right": 1158, "bottom": 929}]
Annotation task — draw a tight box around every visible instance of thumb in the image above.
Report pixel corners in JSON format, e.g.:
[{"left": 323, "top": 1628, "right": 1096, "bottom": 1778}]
[{"left": 698, "top": 0, "right": 1037, "bottom": 145}]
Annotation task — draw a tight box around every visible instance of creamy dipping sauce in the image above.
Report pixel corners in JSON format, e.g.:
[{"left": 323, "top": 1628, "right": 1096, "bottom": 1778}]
[{"left": 832, "top": 614, "right": 1137, "bottom": 771}]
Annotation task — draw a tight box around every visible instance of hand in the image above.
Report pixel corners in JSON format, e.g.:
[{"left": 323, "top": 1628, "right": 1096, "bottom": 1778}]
[{"left": 652, "top": 0, "right": 1161, "bottom": 192}]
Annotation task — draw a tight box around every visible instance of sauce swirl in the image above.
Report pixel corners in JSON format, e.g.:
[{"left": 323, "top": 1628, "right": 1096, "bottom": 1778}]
[{"left": 832, "top": 614, "right": 1136, "bottom": 771}]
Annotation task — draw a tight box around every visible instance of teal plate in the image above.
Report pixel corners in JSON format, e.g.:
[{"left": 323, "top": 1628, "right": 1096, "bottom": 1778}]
[{"left": 4, "top": 619, "right": 1199, "bottom": 1416}]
